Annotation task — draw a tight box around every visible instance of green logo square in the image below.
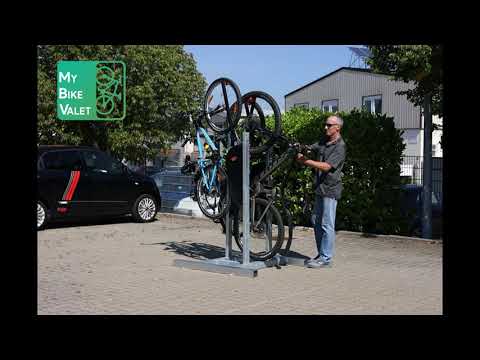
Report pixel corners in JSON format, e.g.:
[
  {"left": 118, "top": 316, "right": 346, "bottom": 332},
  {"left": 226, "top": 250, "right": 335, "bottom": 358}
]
[{"left": 57, "top": 61, "right": 126, "bottom": 121}]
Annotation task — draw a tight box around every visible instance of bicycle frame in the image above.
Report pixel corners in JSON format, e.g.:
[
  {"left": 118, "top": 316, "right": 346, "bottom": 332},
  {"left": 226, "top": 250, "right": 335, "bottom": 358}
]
[
  {"left": 253, "top": 148, "right": 296, "bottom": 190},
  {"left": 195, "top": 124, "right": 221, "bottom": 193}
]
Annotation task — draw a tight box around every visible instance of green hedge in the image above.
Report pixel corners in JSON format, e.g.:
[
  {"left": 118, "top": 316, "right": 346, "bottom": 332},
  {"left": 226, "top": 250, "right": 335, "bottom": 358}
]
[{"left": 267, "top": 107, "right": 410, "bottom": 235}]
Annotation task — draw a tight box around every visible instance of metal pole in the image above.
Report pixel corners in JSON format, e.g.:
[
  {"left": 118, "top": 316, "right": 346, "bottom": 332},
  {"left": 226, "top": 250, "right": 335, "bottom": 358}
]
[
  {"left": 225, "top": 210, "right": 232, "bottom": 259},
  {"left": 266, "top": 148, "right": 272, "bottom": 251},
  {"left": 242, "top": 131, "right": 250, "bottom": 264},
  {"left": 422, "top": 93, "right": 432, "bottom": 239},
  {"left": 224, "top": 135, "right": 232, "bottom": 260}
]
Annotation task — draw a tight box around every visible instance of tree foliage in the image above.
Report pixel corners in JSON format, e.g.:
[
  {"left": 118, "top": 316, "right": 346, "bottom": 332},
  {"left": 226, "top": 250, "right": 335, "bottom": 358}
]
[
  {"left": 270, "top": 107, "right": 410, "bottom": 235},
  {"left": 366, "top": 45, "right": 443, "bottom": 117},
  {"left": 37, "top": 45, "right": 207, "bottom": 162}
]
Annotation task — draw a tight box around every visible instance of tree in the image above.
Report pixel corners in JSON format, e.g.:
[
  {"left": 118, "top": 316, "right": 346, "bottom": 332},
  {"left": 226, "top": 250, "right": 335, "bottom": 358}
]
[
  {"left": 37, "top": 45, "right": 207, "bottom": 162},
  {"left": 366, "top": 45, "right": 443, "bottom": 117},
  {"left": 366, "top": 45, "right": 442, "bottom": 239}
]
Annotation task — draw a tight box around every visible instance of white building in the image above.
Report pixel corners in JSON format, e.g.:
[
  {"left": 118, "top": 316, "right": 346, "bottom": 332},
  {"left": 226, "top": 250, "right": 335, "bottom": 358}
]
[{"left": 284, "top": 67, "right": 443, "bottom": 158}]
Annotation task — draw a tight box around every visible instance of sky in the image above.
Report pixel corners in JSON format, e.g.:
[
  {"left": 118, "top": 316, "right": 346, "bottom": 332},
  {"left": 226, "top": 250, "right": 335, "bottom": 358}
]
[{"left": 184, "top": 45, "right": 360, "bottom": 113}]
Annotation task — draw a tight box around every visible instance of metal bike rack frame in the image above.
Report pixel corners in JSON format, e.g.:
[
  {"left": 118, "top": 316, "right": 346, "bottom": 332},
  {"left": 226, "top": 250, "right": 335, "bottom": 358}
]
[{"left": 174, "top": 131, "right": 306, "bottom": 277}]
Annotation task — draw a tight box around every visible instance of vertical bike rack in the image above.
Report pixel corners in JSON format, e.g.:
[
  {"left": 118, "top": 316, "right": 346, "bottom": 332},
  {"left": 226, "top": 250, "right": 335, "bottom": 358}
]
[
  {"left": 173, "top": 131, "right": 305, "bottom": 277},
  {"left": 174, "top": 131, "right": 265, "bottom": 277}
]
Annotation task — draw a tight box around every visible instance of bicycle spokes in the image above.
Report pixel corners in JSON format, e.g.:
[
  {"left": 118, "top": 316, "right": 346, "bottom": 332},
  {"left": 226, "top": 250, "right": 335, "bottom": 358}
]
[
  {"left": 232, "top": 198, "right": 284, "bottom": 260},
  {"left": 196, "top": 165, "right": 230, "bottom": 220},
  {"left": 204, "top": 78, "right": 242, "bottom": 134},
  {"left": 235, "top": 91, "right": 282, "bottom": 155}
]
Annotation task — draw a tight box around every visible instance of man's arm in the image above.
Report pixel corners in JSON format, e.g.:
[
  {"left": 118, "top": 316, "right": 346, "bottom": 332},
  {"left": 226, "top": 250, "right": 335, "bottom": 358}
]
[{"left": 296, "top": 153, "right": 332, "bottom": 172}]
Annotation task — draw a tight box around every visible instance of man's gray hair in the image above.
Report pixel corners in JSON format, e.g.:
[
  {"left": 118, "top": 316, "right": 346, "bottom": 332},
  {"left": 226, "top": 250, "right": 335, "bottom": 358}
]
[{"left": 329, "top": 115, "right": 344, "bottom": 128}]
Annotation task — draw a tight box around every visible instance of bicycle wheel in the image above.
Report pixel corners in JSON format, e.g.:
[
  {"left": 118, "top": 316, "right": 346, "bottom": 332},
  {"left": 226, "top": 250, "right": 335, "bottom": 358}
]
[
  {"left": 235, "top": 91, "right": 282, "bottom": 155},
  {"left": 204, "top": 78, "right": 242, "bottom": 134},
  {"left": 195, "top": 164, "right": 231, "bottom": 220},
  {"left": 232, "top": 197, "right": 285, "bottom": 261},
  {"left": 278, "top": 207, "right": 295, "bottom": 256}
]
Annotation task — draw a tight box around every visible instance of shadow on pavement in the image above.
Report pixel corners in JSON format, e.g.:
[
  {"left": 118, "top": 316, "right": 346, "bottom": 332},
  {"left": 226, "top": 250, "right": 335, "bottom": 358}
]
[
  {"left": 147, "top": 240, "right": 311, "bottom": 262},
  {"left": 150, "top": 241, "right": 243, "bottom": 260},
  {"left": 279, "top": 249, "right": 310, "bottom": 260}
]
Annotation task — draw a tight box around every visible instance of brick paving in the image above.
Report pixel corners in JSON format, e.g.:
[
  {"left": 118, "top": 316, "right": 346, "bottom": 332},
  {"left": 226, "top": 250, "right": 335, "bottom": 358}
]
[{"left": 37, "top": 213, "right": 442, "bottom": 315}]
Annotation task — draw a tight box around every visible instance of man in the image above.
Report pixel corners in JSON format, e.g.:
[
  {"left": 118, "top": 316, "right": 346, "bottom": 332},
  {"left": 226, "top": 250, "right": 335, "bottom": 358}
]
[{"left": 296, "top": 115, "right": 346, "bottom": 268}]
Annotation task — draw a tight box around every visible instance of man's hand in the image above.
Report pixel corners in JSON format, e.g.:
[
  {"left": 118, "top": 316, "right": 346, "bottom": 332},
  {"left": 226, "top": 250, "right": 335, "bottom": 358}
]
[{"left": 296, "top": 153, "right": 307, "bottom": 164}]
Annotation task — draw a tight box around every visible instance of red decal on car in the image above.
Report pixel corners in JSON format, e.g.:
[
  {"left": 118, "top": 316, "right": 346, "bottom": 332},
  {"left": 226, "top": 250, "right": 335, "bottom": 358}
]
[{"left": 62, "top": 171, "right": 80, "bottom": 201}]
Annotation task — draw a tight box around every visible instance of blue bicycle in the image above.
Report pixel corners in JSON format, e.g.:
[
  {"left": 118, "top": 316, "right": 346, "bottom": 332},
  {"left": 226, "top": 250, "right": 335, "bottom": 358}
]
[
  {"left": 180, "top": 78, "right": 242, "bottom": 219},
  {"left": 181, "top": 113, "right": 233, "bottom": 219}
]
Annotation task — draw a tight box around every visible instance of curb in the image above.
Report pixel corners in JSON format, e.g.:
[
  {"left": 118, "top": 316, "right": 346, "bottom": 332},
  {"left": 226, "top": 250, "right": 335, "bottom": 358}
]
[
  {"left": 288, "top": 227, "right": 441, "bottom": 244},
  {"left": 336, "top": 230, "right": 442, "bottom": 244},
  {"left": 157, "top": 211, "right": 209, "bottom": 223}
]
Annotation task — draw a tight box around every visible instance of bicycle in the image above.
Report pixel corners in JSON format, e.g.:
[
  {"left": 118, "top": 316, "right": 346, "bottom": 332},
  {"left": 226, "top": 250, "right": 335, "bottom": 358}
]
[
  {"left": 225, "top": 123, "right": 313, "bottom": 261},
  {"left": 179, "top": 77, "right": 244, "bottom": 219},
  {"left": 203, "top": 77, "right": 242, "bottom": 134},
  {"left": 180, "top": 114, "right": 234, "bottom": 220},
  {"left": 227, "top": 91, "right": 283, "bottom": 155}
]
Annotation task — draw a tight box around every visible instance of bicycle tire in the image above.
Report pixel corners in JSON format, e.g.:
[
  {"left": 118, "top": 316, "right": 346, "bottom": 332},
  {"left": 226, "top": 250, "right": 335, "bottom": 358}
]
[
  {"left": 204, "top": 78, "right": 242, "bottom": 135},
  {"left": 232, "top": 197, "right": 285, "bottom": 261},
  {"left": 195, "top": 164, "right": 231, "bottom": 220},
  {"left": 278, "top": 207, "right": 294, "bottom": 256},
  {"left": 236, "top": 91, "right": 282, "bottom": 155},
  {"left": 229, "top": 100, "right": 264, "bottom": 149}
]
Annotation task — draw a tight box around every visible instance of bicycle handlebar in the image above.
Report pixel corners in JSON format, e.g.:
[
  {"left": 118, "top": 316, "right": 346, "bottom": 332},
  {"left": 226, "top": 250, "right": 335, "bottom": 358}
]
[{"left": 246, "top": 120, "right": 312, "bottom": 154}]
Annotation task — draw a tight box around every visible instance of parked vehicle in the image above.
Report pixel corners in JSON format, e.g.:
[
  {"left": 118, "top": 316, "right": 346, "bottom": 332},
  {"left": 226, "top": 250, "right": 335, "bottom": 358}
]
[
  {"left": 37, "top": 146, "right": 161, "bottom": 230},
  {"left": 400, "top": 184, "right": 442, "bottom": 238}
]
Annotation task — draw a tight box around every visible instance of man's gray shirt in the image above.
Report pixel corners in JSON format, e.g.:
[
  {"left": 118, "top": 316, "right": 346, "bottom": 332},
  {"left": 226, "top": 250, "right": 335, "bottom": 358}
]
[{"left": 310, "top": 136, "right": 346, "bottom": 199}]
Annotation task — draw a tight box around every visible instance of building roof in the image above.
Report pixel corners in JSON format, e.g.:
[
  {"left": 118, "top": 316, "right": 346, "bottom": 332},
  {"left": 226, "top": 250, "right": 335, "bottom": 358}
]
[{"left": 284, "top": 67, "right": 387, "bottom": 98}]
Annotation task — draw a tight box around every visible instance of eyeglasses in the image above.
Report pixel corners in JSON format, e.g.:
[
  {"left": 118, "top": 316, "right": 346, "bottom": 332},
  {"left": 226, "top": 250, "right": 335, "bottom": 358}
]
[{"left": 325, "top": 123, "right": 338, "bottom": 128}]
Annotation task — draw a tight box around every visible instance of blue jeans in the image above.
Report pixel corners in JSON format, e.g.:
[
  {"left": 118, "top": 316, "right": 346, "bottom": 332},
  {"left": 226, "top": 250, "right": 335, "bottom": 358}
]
[{"left": 311, "top": 195, "right": 338, "bottom": 263}]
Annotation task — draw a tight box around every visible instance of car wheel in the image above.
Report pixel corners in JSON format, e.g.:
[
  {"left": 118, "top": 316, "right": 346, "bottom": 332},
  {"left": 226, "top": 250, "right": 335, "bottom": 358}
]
[
  {"left": 37, "top": 201, "right": 47, "bottom": 230},
  {"left": 132, "top": 194, "right": 157, "bottom": 223}
]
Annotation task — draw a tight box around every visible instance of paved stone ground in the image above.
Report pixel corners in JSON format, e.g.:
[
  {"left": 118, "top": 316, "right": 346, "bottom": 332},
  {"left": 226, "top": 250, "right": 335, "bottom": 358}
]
[{"left": 37, "top": 213, "right": 442, "bottom": 315}]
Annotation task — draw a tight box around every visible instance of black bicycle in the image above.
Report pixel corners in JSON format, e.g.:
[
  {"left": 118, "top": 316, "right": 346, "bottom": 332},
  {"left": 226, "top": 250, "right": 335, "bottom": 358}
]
[
  {"left": 203, "top": 78, "right": 242, "bottom": 134},
  {"left": 225, "top": 127, "right": 313, "bottom": 261},
  {"left": 228, "top": 91, "right": 283, "bottom": 155}
]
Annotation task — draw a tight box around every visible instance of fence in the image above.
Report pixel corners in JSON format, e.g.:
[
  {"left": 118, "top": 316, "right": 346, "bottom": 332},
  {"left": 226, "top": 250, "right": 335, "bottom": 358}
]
[{"left": 400, "top": 156, "right": 443, "bottom": 202}]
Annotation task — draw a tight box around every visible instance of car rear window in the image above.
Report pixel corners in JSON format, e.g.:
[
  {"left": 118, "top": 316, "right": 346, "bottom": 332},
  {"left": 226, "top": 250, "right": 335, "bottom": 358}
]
[{"left": 42, "top": 150, "right": 82, "bottom": 171}]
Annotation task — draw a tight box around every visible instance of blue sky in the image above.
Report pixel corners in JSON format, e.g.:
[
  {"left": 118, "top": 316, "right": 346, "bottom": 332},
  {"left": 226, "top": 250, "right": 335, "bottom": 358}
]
[{"left": 184, "top": 45, "right": 359, "bottom": 112}]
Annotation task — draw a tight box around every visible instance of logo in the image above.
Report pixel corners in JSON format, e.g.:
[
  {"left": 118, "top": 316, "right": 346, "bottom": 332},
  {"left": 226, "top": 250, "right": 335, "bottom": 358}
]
[{"left": 57, "top": 61, "right": 126, "bottom": 120}]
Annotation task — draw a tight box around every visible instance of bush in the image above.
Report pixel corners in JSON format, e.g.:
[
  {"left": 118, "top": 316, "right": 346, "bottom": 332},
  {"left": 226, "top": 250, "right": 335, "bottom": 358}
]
[{"left": 268, "top": 107, "right": 410, "bottom": 235}]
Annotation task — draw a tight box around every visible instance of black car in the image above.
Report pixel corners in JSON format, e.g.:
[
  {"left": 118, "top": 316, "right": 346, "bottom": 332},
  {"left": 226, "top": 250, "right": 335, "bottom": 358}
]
[
  {"left": 37, "top": 146, "right": 161, "bottom": 230},
  {"left": 400, "top": 184, "right": 442, "bottom": 238}
]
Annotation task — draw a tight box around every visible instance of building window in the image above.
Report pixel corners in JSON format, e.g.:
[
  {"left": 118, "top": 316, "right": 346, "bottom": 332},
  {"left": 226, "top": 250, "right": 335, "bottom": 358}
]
[
  {"left": 294, "top": 102, "right": 309, "bottom": 109},
  {"left": 321, "top": 99, "right": 339, "bottom": 112},
  {"left": 362, "top": 95, "right": 382, "bottom": 114}
]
